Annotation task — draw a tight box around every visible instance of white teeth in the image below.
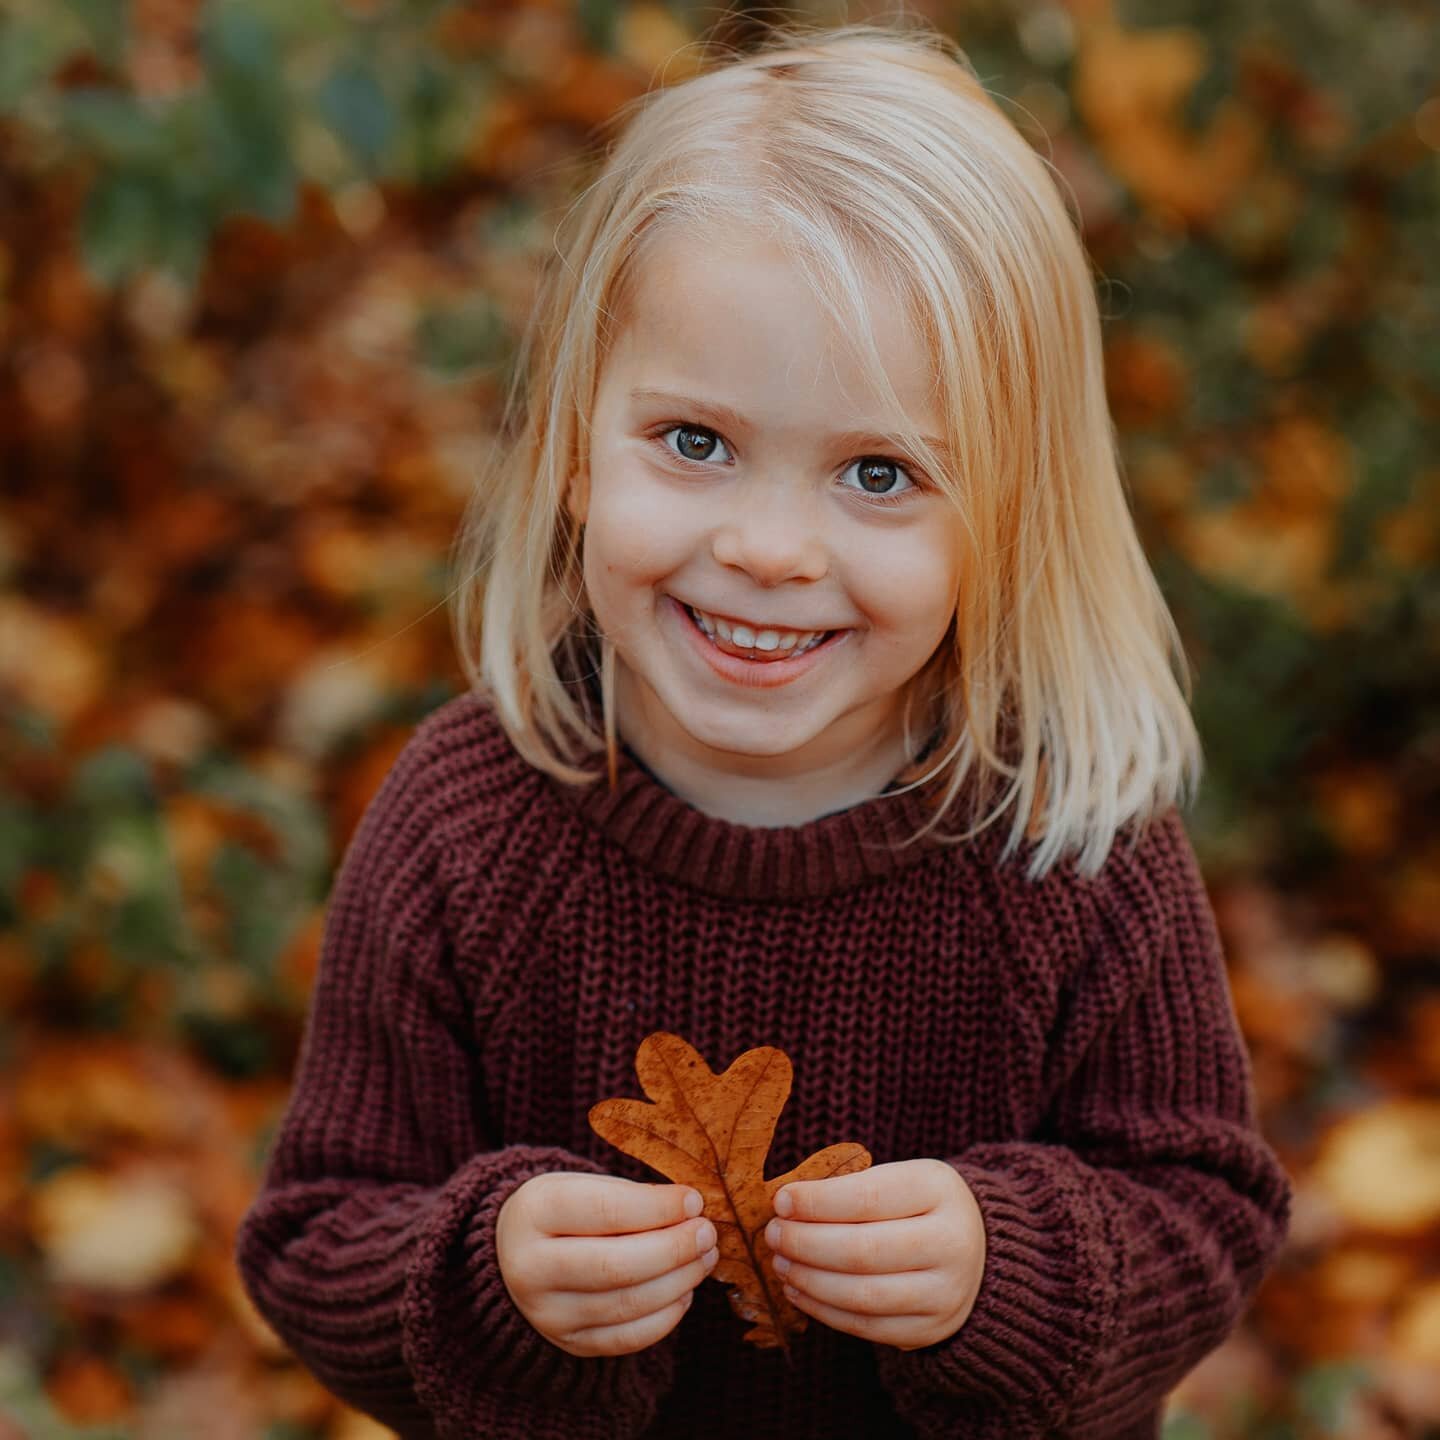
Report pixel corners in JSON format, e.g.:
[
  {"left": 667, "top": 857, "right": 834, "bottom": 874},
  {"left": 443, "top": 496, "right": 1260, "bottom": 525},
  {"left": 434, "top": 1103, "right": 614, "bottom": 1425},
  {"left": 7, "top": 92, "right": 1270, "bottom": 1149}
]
[{"left": 687, "top": 604, "right": 828, "bottom": 657}]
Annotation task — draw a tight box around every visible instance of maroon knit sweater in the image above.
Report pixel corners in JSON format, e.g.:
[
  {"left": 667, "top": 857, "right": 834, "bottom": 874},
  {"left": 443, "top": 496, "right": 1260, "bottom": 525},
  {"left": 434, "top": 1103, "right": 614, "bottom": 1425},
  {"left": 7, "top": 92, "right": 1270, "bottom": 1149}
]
[{"left": 233, "top": 680, "right": 1292, "bottom": 1440}]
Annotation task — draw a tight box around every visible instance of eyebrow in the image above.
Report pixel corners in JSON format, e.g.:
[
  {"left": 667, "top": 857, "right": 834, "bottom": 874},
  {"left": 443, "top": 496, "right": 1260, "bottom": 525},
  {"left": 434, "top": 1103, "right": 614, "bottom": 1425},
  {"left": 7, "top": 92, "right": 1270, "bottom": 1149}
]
[{"left": 628, "top": 387, "right": 949, "bottom": 458}]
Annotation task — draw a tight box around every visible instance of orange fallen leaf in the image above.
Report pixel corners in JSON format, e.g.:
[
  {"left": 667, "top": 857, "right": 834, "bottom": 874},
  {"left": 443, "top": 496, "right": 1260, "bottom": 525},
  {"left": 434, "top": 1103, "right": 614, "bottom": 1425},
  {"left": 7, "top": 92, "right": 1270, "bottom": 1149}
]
[
  {"left": 1312, "top": 1100, "right": 1440, "bottom": 1236},
  {"left": 44, "top": 1350, "right": 133, "bottom": 1424},
  {"left": 588, "top": 1031, "right": 871, "bottom": 1362}
]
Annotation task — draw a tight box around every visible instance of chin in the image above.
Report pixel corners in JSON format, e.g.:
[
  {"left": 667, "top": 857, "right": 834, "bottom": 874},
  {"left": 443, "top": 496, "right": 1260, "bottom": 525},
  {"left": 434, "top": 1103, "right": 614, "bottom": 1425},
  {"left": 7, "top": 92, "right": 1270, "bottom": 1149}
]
[{"left": 671, "top": 707, "right": 819, "bottom": 759}]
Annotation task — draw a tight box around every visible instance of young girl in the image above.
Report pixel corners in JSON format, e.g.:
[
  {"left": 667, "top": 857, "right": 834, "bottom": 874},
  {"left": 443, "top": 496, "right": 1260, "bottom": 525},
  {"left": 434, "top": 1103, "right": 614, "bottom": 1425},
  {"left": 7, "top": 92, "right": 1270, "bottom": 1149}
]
[{"left": 235, "top": 20, "right": 1292, "bottom": 1439}]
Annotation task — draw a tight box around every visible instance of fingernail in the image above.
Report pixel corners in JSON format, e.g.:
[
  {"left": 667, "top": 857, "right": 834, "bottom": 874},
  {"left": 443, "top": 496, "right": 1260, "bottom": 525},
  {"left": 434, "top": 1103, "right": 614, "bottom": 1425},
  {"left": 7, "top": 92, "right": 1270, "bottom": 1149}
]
[
  {"left": 683, "top": 1190, "right": 703, "bottom": 1217},
  {"left": 775, "top": 1188, "right": 794, "bottom": 1216},
  {"left": 765, "top": 1220, "right": 781, "bottom": 1246},
  {"left": 695, "top": 1221, "right": 716, "bottom": 1253},
  {"left": 703, "top": 1247, "right": 719, "bottom": 1267}
]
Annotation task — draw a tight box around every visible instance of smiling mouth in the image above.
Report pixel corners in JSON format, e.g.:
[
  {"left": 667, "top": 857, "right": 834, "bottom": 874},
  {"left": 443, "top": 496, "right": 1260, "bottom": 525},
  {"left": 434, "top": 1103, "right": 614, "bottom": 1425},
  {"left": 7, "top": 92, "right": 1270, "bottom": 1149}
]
[{"left": 678, "top": 599, "right": 842, "bottom": 663}]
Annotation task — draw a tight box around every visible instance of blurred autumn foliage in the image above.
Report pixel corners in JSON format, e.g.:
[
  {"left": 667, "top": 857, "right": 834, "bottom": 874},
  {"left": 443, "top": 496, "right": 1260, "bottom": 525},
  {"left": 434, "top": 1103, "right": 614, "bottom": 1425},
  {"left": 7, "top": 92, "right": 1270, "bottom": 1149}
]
[{"left": 0, "top": 0, "right": 1437, "bottom": 1436}]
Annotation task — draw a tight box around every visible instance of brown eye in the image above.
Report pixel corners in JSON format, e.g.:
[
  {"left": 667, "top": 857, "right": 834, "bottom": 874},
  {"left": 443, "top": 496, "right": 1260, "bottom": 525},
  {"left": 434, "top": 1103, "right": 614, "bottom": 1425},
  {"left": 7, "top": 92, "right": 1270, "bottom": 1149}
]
[
  {"left": 657, "top": 425, "right": 731, "bottom": 466},
  {"left": 855, "top": 458, "right": 902, "bottom": 495},
  {"left": 841, "top": 455, "right": 917, "bottom": 504},
  {"left": 676, "top": 426, "right": 718, "bottom": 461}
]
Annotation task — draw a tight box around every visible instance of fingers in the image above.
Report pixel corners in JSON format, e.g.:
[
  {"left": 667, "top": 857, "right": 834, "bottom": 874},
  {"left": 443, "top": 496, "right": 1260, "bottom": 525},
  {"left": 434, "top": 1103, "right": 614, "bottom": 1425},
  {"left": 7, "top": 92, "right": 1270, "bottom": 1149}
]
[
  {"left": 776, "top": 1259, "right": 947, "bottom": 1318},
  {"left": 778, "top": 1159, "right": 946, "bottom": 1224},
  {"left": 542, "top": 1215, "right": 719, "bottom": 1292},
  {"left": 553, "top": 1245, "right": 717, "bottom": 1335},
  {"left": 534, "top": 1175, "right": 701, "bottom": 1237},
  {"left": 778, "top": 1283, "right": 934, "bottom": 1347},
  {"left": 552, "top": 1286, "right": 696, "bottom": 1359},
  {"left": 766, "top": 1211, "right": 932, "bottom": 1274}
]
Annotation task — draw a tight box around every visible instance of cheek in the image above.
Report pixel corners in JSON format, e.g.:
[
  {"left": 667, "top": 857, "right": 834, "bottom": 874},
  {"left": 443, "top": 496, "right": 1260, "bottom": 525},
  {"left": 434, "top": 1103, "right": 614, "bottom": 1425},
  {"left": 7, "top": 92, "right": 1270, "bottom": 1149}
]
[
  {"left": 582, "top": 466, "right": 685, "bottom": 593},
  {"left": 853, "top": 539, "right": 959, "bottom": 645}
]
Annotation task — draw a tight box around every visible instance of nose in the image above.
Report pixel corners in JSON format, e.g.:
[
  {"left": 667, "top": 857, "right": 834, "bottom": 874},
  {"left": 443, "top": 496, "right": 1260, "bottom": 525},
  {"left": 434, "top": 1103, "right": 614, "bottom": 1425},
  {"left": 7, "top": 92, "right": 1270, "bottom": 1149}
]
[{"left": 710, "top": 480, "right": 828, "bottom": 588}]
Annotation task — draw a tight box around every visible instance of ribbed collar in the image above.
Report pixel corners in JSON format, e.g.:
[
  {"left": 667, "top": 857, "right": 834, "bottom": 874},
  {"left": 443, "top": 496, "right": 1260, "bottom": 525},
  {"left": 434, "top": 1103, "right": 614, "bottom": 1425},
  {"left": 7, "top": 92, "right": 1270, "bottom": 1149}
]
[{"left": 535, "top": 641, "right": 972, "bottom": 902}]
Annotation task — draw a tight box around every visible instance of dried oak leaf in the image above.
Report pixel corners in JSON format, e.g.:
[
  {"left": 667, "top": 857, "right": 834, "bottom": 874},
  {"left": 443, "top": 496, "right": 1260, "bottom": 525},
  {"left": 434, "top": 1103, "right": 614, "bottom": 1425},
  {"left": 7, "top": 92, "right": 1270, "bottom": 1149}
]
[{"left": 588, "top": 1030, "right": 871, "bottom": 1361}]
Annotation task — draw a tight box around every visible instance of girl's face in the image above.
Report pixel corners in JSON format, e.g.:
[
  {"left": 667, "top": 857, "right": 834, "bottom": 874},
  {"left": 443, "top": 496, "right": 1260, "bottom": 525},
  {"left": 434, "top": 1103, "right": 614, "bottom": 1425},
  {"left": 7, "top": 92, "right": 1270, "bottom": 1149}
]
[{"left": 571, "top": 222, "right": 963, "bottom": 803}]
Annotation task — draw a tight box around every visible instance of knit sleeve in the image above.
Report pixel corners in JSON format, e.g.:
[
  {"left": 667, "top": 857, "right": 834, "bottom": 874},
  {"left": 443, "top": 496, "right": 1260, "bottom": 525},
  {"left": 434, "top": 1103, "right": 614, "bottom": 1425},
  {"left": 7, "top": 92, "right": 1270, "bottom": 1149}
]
[
  {"left": 232, "top": 718, "right": 682, "bottom": 1440},
  {"left": 871, "top": 806, "right": 1293, "bottom": 1439}
]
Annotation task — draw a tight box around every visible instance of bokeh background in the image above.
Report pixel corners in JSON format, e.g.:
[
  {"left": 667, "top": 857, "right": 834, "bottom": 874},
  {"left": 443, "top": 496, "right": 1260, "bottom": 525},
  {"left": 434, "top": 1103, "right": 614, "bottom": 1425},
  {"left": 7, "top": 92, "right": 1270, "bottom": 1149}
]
[{"left": 1, "top": 0, "right": 1438, "bottom": 1436}]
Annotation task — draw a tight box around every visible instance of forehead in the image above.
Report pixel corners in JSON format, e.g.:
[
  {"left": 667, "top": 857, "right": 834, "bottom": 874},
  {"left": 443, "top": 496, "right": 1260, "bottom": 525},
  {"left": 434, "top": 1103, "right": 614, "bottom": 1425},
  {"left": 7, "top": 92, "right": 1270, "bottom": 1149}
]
[{"left": 616, "top": 222, "right": 938, "bottom": 427}]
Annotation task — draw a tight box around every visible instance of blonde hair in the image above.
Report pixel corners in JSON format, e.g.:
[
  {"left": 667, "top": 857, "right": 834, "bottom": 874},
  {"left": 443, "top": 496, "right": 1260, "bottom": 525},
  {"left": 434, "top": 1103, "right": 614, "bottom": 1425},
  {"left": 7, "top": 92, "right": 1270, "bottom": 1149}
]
[{"left": 448, "top": 16, "right": 1204, "bottom": 882}]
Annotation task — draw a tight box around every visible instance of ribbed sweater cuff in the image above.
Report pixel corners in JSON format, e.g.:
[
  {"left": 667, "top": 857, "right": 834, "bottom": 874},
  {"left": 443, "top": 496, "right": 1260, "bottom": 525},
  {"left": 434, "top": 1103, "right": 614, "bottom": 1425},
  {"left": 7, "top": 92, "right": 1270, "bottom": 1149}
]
[
  {"left": 871, "top": 1151, "right": 1118, "bottom": 1434},
  {"left": 404, "top": 1144, "right": 681, "bottom": 1438}
]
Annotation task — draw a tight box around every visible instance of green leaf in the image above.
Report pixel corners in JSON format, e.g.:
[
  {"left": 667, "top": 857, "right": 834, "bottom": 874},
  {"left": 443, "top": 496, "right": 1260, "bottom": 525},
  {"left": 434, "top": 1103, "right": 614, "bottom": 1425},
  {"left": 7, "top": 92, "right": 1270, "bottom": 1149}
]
[
  {"left": 70, "top": 745, "right": 155, "bottom": 812},
  {"left": 58, "top": 88, "right": 167, "bottom": 164},
  {"left": 201, "top": 1, "right": 298, "bottom": 223},
  {"left": 238, "top": 0, "right": 340, "bottom": 46},
  {"left": 1297, "top": 1359, "right": 1374, "bottom": 1432},
  {"left": 576, "top": 0, "right": 620, "bottom": 54},
  {"left": 209, "top": 839, "right": 287, "bottom": 970},
  {"left": 180, "top": 1008, "right": 275, "bottom": 1078},
  {"left": 187, "top": 760, "right": 330, "bottom": 889},
  {"left": 1334, "top": 398, "right": 1419, "bottom": 576},
  {"left": 79, "top": 170, "right": 151, "bottom": 283},
  {"left": 402, "top": 53, "right": 457, "bottom": 185},
  {"left": 0, "top": 797, "right": 36, "bottom": 911},
  {"left": 152, "top": 200, "right": 213, "bottom": 287},
  {"left": 0, "top": 15, "right": 72, "bottom": 109},
  {"left": 202, "top": 0, "right": 272, "bottom": 75},
  {"left": 79, "top": 165, "right": 214, "bottom": 290},
  {"left": 67, "top": 0, "right": 129, "bottom": 69},
  {"left": 319, "top": 59, "right": 393, "bottom": 173},
  {"left": 7, "top": 704, "right": 58, "bottom": 750},
  {"left": 1160, "top": 1413, "right": 1212, "bottom": 1440},
  {"left": 415, "top": 294, "right": 507, "bottom": 377},
  {"left": 264, "top": 1422, "right": 324, "bottom": 1440}
]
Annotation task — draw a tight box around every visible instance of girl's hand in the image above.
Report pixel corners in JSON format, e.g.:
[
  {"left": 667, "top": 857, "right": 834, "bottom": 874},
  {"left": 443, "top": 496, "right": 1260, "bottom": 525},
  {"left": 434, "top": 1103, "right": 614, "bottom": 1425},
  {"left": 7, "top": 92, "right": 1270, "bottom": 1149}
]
[
  {"left": 763, "top": 1158, "right": 986, "bottom": 1352},
  {"left": 496, "top": 1173, "right": 719, "bottom": 1357}
]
